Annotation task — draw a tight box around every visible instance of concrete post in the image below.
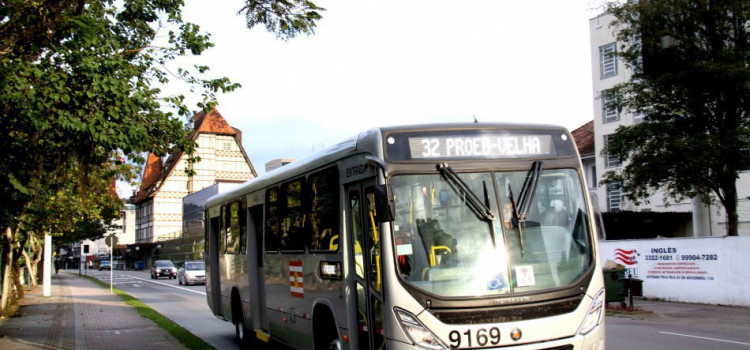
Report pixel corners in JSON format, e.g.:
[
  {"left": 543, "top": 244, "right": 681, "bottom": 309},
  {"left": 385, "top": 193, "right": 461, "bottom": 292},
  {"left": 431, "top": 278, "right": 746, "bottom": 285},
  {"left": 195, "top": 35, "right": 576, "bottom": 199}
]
[
  {"left": 43, "top": 232, "right": 52, "bottom": 296},
  {"left": 691, "top": 195, "right": 711, "bottom": 237}
]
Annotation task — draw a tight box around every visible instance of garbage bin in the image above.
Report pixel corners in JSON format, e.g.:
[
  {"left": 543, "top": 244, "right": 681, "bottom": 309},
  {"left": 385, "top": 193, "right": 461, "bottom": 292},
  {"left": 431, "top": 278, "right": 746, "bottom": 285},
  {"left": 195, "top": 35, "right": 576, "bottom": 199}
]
[
  {"left": 603, "top": 269, "right": 626, "bottom": 305},
  {"left": 135, "top": 261, "right": 145, "bottom": 271},
  {"left": 617, "top": 277, "right": 644, "bottom": 297},
  {"left": 617, "top": 276, "right": 644, "bottom": 308}
]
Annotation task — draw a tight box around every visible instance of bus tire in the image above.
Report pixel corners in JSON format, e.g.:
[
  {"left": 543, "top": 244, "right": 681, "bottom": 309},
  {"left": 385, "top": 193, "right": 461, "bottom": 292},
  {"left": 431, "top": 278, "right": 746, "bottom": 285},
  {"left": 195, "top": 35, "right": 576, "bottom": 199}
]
[
  {"left": 313, "top": 305, "right": 341, "bottom": 350},
  {"left": 232, "top": 290, "right": 250, "bottom": 348}
]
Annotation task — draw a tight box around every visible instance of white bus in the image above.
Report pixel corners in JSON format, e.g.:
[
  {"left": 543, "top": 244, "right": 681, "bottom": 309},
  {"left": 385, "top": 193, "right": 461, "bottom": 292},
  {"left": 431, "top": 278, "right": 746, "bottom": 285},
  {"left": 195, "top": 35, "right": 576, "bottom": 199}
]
[{"left": 205, "top": 123, "right": 605, "bottom": 350}]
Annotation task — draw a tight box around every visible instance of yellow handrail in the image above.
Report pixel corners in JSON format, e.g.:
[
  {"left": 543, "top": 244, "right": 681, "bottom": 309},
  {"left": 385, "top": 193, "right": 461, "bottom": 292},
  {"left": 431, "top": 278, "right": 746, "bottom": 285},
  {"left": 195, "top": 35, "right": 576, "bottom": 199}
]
[
  {"left": 369, "top": 207, "right": 381, "bottom": 291},
  {"left": 430, "top": 245, "right": 453, "bottom": 267},
  {"left": 329, "top": 235, "right": 339, "bottom": 251}
]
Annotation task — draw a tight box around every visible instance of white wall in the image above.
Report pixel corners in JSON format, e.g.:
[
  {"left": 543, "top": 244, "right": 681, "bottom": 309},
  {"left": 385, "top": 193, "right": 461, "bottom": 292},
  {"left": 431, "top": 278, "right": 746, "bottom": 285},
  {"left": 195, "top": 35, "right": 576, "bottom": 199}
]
[{"left": 599, "top": 236, "right": 750, "bottom": 306}]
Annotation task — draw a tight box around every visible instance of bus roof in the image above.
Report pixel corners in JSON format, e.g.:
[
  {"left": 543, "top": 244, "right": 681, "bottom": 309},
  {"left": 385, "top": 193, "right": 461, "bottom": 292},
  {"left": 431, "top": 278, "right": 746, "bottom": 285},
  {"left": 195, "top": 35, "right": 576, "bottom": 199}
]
[{"left": 205, "top": 122, "right": 571, "bottom": 207}]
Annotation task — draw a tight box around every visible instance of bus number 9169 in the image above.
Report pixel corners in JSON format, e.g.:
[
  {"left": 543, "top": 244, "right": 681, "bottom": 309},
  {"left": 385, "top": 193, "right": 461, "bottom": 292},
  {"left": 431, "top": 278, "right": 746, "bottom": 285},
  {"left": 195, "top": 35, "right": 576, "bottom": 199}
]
[{"left": 449, "top": 327, "right": 501, "bottom": 348}]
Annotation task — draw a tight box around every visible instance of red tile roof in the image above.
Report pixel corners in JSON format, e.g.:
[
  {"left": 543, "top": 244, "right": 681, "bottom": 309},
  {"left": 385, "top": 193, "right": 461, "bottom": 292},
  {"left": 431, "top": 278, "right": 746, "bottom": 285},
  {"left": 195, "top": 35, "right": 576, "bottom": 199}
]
[
  {"left": 192, "top": 109, "right": 236, "bottom": 136},
  {"left": 571, "top": 120, "right": 594, "bottom": 156},
  {"left": 139, "top": 152, "right": 163, "bottom": 193}
]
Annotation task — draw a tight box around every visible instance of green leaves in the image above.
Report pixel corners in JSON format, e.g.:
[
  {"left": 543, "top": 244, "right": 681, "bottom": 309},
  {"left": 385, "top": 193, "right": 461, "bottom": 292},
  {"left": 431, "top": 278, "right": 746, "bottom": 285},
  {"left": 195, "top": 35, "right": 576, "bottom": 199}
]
[
  {"left": 602, "top": 0, "right": 749, "bottom": 236},
  {"left": 8, "top": 174, "right": 30, "bottom": 195},
  {"left": 240, "top": 0, "right": 325, "bottom": 40},
  {"left": 0, "top": 0, "right": 236, "bottom": 236}
]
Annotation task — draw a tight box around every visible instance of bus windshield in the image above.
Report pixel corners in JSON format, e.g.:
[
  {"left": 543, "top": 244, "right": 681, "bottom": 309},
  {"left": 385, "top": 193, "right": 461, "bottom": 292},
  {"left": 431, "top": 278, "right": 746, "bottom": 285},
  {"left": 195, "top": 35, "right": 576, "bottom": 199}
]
[{"left": 390, "top": 168, "right": 593, "bottom": 298}]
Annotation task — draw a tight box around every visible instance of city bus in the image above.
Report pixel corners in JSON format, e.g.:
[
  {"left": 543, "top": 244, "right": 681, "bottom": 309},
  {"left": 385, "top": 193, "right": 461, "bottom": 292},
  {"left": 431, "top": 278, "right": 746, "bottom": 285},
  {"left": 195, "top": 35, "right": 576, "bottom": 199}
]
[{"left": 204, "top": 123, "right": 605, "bottom": 350}]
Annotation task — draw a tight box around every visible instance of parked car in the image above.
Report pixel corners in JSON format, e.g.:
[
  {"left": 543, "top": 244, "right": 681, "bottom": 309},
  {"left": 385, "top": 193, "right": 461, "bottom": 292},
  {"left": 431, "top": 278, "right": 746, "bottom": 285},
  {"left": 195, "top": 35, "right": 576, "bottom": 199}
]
[
  {"left": 151, "top": 260, "right": 177, "bottom": 279},
  {"left": 99, "top": 260, "right": 111, "bottom": 271},
  {"left": 178, "top": 261, "right": 205, "bottom": 285}
]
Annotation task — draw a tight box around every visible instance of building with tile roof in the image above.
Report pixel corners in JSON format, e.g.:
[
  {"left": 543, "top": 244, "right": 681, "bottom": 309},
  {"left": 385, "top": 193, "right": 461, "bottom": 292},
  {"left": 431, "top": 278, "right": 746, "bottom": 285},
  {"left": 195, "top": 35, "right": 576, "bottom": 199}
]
[
  {"left": 133, "top": 109, "right": 257, "bottom": 243},
  {"left": 571, "top": 120, "right": 596, "bottom": 194}
]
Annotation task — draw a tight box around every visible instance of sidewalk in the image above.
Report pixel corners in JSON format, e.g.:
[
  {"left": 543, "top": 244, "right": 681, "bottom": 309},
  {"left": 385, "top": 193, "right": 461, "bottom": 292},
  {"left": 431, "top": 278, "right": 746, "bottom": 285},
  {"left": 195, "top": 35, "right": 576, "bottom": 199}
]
[
  {"left": 0, "top": 271, "right": 187, "bottom": 350},
  {"left": 608, "top": 298, "right": 750, "bottom": 334}
]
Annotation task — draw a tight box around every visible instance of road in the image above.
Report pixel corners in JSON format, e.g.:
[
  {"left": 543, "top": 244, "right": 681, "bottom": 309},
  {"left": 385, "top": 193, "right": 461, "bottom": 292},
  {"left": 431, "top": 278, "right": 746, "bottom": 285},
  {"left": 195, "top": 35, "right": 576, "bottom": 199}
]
[
  {"left": 83, "top": 268, "right": 241, "bottom": 350},
  {"left": 606, "top": 316, "right": 750, "bottom": 350},
  {"left": 84, "top": 269, "right": 750, "bottom": 350}
]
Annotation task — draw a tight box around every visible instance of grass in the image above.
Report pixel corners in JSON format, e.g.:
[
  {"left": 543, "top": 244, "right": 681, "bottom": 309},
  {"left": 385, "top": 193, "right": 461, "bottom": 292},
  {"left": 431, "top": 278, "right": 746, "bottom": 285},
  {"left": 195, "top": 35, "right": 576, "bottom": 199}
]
[{"left": 83, "top": 275, "right": 217, "bottom": 350}]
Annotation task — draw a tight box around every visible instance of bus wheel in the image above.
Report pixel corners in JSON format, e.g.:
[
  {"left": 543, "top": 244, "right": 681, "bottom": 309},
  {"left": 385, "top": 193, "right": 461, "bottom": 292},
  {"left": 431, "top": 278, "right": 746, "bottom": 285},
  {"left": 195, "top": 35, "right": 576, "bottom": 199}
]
[
  {"left": 233, "top": 291, "right": 250, "bottom": 347},
  {"left": 313, "top": 306, "right": 340, "bottom": 350},
  {"left": 235, "top": 316, "right": 248, "bottom": 346},
  {"left": 327, "top": 338, "right": 342, "bottom": 350}
]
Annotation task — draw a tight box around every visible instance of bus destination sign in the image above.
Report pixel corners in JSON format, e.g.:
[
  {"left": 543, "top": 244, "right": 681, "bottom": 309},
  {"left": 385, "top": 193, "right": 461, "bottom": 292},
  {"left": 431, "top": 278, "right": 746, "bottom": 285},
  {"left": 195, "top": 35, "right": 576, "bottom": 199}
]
[
  {"left": 408, "top": 135, "right": 552, "bottom": 159},
  {"left": 385, "top": 129, "right": 572, "bottom": 162}
]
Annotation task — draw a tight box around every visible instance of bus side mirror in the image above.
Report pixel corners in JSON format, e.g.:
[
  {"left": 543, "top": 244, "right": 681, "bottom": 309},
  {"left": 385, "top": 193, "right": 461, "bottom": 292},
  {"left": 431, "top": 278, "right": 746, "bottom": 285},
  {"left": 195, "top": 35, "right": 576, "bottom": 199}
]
[{"left": 372, "top": 184, "right": 395, "bottom": 223}]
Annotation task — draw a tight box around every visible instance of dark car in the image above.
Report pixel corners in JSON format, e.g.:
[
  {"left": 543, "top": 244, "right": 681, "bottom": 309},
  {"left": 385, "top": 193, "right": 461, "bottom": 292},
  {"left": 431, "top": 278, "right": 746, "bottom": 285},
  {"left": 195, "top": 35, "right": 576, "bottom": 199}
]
[
  {"left": 151, "top": 260, "right": 177, "bottom": 279},
  {"left": 99, "top": 260, "right": 111, "bottom": 271}
]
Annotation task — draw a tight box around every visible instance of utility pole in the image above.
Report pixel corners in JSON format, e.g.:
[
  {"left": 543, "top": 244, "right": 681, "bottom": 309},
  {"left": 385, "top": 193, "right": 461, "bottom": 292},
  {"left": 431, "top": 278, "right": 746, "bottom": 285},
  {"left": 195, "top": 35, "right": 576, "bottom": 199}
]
[{"left": 43, "top": 232, "right": 51, "bottom": 296}]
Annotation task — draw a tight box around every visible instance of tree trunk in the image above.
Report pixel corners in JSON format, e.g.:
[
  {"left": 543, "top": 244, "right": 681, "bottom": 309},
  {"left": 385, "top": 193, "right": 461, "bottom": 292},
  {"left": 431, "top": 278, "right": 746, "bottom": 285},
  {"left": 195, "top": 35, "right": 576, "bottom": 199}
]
[
  {"left": 720, "top": 180, "right": 739, "bottom": 237},
  {"left": 1, "top": 227, "right": 17, "bottom": 317},
  {"left": 21, "top": 233, "right": 43, "bottom": 288},
  {"left": 12, "top": 258, "right": 24, "bottom": 299},
  {"left": 10, "top": 228, "right": 24, "bottom": 299},
  {"left": 21, "top": 246, "right": 37, "bottom": 288}
]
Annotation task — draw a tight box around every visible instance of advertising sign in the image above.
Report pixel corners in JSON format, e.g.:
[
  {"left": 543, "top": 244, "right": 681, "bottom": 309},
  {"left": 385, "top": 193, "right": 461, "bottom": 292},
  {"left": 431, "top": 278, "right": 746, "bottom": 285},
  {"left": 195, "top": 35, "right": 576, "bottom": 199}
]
[{"left": 607, "top": 243, "right": 720, "bottom": 283}]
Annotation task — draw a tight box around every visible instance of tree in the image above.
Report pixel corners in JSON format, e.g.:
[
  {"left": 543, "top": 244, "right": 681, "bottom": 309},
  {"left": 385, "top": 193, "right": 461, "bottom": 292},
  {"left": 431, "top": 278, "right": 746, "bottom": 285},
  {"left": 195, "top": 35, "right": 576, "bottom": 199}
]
[
  {"left": 600, "top": 0, "right": 750, "bottom": 236},
  {"left": 240, "top": 0, "right": 325, "bottom": 40},
  {"left": 0, "top": 0, "right": 324, "bottom": 316}
]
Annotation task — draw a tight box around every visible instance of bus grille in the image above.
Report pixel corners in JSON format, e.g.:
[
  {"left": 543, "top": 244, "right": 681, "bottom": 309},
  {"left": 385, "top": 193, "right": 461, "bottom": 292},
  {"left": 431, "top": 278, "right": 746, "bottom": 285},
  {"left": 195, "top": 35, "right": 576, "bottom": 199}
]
[{"left": 429, "top": 297, "right": 582, "bottom": 325}]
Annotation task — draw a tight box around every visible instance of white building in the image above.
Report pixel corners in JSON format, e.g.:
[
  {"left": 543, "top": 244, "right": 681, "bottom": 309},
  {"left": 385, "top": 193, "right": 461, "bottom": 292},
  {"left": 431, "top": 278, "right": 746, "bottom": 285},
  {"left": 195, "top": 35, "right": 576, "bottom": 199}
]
[
  {"left": 78, "top": 200, "right": 135, "bottom": 269},
  {"left": 265, "top": 158, "right": 295, "bottom": 172},
  {"left": 589, "top": 13, "right": 750, "bottom": 236},
  {"left": 133, "top": 109, "right": 257, "bottom": 243}
]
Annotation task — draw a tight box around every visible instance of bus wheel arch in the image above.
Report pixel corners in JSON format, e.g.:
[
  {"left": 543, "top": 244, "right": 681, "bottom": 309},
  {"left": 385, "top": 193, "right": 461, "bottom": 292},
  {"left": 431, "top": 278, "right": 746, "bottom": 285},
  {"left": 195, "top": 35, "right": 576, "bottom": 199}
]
[{"left": 312, "top": 302, "right": 341, "bottom": 350}]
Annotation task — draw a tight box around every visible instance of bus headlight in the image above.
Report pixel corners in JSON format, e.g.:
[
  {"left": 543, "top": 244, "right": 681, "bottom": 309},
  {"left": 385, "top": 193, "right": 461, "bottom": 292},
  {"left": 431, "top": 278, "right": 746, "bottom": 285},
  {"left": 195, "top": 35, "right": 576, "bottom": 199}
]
[
  {"left": 578, "top": 288, "right": 605, "bottom": 335},
  {"left": 394, "top": 308, "right": 447, "bottom": 350}
]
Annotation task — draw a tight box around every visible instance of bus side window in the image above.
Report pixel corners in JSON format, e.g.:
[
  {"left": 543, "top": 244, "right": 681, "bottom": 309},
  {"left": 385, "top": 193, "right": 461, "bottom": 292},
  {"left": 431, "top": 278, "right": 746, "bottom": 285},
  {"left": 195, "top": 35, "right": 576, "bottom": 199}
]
[
  {"left": 226, "top": 201, "right": 241, "bottom": 254},
  {"left": 265, "top": 187, "right": 280, "bottom": 253},
  {"left": 281, "top": 178, "right": 307, "bottom": 252},
  {"left": 209, "top": 215, "right": 220, "bottom": 251},
  {"left": 220, "top": 204, "right": 227, "bottom": 253},
  {"left": 307, "top": 166, "right": 340, "bottom": 253},
  {"left": 204, "top": 210, "right": 209, "bottom": 253},
  {"left": 240, "top": 197, "right": 247, "bottom": 254}
]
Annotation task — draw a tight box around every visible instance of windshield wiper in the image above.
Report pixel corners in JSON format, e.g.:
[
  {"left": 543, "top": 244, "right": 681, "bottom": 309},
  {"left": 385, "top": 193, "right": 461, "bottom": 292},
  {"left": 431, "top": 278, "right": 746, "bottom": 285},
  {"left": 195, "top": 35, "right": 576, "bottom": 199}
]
[
  {"left": 436, "top": 163, "right": 495, "bottom": 222},
  {"left": 436, "top": 163, "right": 497, "bottom": 246},
  {"left": 507, "top": 161, "right": 543, "bottom": 258},
  {"left": 517, "top": 161, "right": 543, "bottom": 222}
]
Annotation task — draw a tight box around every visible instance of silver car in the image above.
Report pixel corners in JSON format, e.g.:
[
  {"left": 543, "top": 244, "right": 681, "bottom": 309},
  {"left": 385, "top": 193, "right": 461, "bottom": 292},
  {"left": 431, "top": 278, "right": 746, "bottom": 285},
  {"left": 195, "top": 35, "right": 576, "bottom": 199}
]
[{"left": 178, "top": 261, "right": 205, "bottom": 285}]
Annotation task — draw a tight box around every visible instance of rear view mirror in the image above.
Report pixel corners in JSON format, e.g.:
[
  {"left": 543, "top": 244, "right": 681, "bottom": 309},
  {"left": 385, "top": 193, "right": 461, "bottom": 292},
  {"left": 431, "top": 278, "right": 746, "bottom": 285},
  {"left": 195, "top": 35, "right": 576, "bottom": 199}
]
[{"left": 369, "top": 185, "right": 395, "bottom": 223}]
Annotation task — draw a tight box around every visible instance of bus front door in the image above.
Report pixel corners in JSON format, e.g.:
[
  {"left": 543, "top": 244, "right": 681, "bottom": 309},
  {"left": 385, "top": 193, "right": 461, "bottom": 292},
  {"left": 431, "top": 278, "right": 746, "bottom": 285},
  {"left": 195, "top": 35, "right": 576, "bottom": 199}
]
[
  {"left": 247, "top": 204, "right": 269, "bottom": 334},
  {"left": 347, "top": 182, "right": 386, "bottom": 350},
  {"left": 207, "top": 213, "right": 222, "bottom": 317}
]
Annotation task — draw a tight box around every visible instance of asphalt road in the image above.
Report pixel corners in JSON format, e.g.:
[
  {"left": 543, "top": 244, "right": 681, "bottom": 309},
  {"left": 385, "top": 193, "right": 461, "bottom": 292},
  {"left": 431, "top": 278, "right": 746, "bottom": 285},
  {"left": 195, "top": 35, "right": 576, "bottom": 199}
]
[
  {"left": 606, "top": 316, "right": 750, "bottom": 350},
  {"left": 84, "top": 269, "right": 750, "bottom": 350}
]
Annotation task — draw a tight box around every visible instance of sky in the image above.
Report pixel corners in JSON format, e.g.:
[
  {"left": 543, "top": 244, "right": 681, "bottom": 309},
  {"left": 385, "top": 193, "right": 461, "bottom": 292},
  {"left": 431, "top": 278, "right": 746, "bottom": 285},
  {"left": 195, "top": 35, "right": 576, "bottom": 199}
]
[{"left": 151, "top": 1, "right": 606, "bottom": 183}]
